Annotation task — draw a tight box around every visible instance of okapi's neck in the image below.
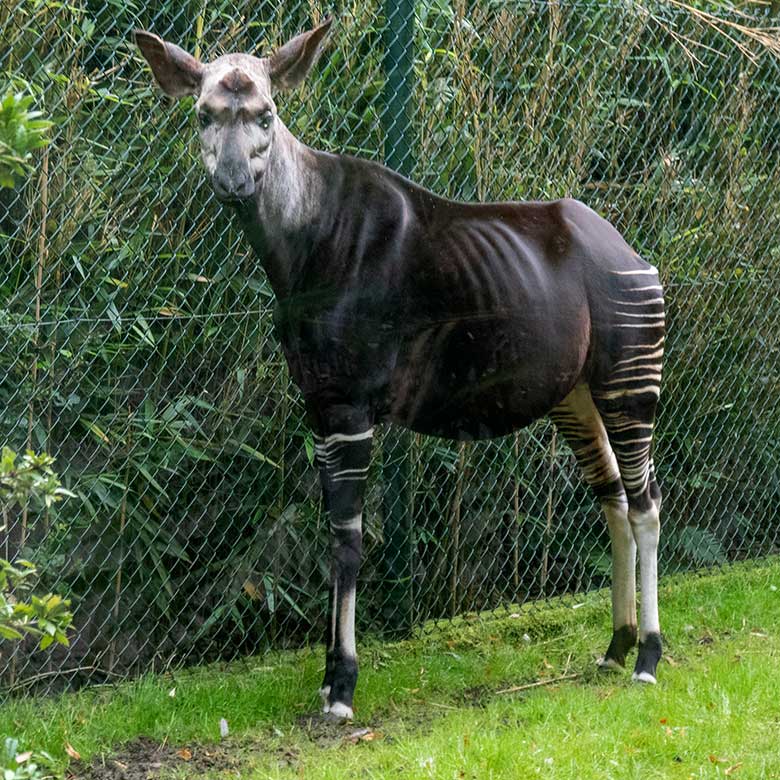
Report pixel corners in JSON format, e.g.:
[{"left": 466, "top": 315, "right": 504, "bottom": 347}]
[{"left": 233, "top": 120, "right": 327, "bottom": 299}]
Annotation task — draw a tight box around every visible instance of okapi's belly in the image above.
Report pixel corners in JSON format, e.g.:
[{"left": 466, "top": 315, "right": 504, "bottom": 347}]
[{"left": 388, "top": 313, "right": 588, "bottom": 440}]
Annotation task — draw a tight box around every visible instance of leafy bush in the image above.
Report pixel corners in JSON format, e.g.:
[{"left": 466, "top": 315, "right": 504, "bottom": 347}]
[
  {"left": 0, "top": 449, "right": 73, "bottom": 649},
  {"left": 0, "top": 449, "right": 71, "bottom": 510},
  {"left": 0, "top": 88, "right": 51, "bottom": 188}
]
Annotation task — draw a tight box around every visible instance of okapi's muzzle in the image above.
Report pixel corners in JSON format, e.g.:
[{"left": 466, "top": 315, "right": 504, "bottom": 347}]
[{"left": 212, "top": 159, "right": 256, "bottom": 202}]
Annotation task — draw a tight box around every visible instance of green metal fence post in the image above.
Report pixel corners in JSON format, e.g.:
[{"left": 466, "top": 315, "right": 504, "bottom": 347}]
[{"left": 380, "top": 0, "right": 416, "bottom": 635}]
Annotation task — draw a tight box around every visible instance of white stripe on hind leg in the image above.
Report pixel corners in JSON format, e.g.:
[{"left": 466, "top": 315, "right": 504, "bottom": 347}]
[
  {"left": 631, "top": 505, "right": 660, "bottom": 639},
  {"left": 630, "top": 504, "right": 661, "bottom": 684},
  {"left": 339, "top": 584, "right": 357, "bottom": 659},
  {"left": 603, "top": 498, "right": 636, "bottom": 631}
]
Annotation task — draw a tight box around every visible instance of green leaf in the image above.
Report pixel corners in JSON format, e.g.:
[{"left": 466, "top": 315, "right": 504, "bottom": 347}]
[{"left": 0, "top": 624, "right": 24, "bottom": 640}]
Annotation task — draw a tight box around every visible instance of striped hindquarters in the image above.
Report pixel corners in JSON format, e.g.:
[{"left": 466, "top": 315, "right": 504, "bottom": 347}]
[{"left": 592, "top": 266, "right": 665, "bottom": 499}]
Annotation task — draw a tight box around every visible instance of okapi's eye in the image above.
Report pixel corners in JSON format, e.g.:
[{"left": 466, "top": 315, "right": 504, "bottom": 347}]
[
  {"left": 197, "top": 111, "right": 213, "bottom": 129},
  {"left": 257, "top": 111, "right": 273, "bottom": 130}
]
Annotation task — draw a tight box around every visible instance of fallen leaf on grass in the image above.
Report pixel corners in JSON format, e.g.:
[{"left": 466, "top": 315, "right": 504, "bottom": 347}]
[
  {"left": 709, "top": 755, "right": 728, "bottom": 764},
  {"left": 345, "top": 729, "right": 379, "bottom": 744},
  {"left": 65, "top": 743, "right": 81, "bottom": 760},
  {"left": 15, "top": 752, "right": 32, "bottom": 764},
  {"left": 177, "top": 749, "right": 192, "bottom": 761},
  {"left": 725, "top": 763, "right": 743, "bottom": 775}
]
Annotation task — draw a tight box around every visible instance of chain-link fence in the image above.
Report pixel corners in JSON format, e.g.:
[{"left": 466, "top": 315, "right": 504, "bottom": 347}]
[{"left": 2, "top": 0, "right": 779, "bottom": 695}]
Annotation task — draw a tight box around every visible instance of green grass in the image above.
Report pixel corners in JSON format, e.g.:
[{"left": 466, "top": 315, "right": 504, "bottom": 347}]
[{"left": 2, "top": 560, "right": 780, "bottom": 779}]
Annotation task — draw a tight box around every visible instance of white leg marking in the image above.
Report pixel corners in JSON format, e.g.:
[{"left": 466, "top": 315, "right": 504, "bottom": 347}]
[
  {"left": 603, "top": 499, "right": 637, "bottom": 633},
  {"left": 595, "top": 384, "right": 661, "bottom": 399},
  {"left": 598, "top": 657, "right": 624, "bottom": 671},
  {"left": 332, "top": 466, "right": 370, "bottom": 479},
  {"left": 630, "top": 505, "right": 661, "bottom": 640},
  {"left": 328, "top": 580, "right": 337, "bottom": 652},
  {"left": 330, "top": 514, "right": 362, "bottom": 532},
  {"left": 326, "top": 701, "right": 354, "bottom": 719},
  {"left": 319, "top": 685, "right": 331, "bottom": 704},
  {"left": 632, "top": 671, "right": 657, "bottom": 684},
  {"left": 314, "top": 429, "right": 374, "bottom": 446},
  {"left": 339, "top": 585, "right": 357, "bottom": 659},
  {"left": 603, "top": 373, "right": 663, "bottom": 387}
]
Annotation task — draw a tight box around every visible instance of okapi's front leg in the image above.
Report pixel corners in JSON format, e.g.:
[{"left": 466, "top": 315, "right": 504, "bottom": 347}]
[{"left": 313, "top": 414, "right": 373, "bottom": 720}]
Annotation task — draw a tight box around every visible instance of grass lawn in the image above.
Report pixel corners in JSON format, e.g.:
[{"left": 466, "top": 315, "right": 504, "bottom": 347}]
[{"left": 2, "top": 560, "right": 779, "bottom": 779}]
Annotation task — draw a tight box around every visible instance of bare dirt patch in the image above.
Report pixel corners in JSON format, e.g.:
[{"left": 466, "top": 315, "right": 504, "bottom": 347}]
[
  {"left": 65, "top": 706, "right": 439, "bottom": 778},
  {"left": 66, "top": 736, "right": 240, "bottom": 780}
]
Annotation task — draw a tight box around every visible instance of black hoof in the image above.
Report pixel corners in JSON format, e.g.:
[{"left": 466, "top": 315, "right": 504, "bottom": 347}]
[
  {"left": 599, "top": 624, "right": 637, "bottom": 669},
  {"left": 633, "top": 632, "right": 663, "bottom": 683}
]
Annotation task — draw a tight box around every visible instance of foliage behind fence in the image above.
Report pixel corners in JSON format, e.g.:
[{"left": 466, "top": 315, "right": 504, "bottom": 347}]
[{"left": 1, "top": 0, "right": 779, "bottom": 694}]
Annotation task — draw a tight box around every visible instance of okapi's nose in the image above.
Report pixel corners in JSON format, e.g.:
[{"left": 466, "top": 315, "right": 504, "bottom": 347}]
[{"left": 213, "top": 162, "right": 255, "bottom": 201}]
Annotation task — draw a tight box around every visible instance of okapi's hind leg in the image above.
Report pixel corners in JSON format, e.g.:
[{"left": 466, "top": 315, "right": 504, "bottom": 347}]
[
  {"left": 549, "top": 385, "right": 638, "bottom": 672},
  {"left": 592, "top": 386, "right": 663, "bottom": 684}
]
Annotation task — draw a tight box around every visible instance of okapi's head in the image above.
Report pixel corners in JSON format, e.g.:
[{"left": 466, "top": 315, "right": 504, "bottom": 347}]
[{"left": 135, "top": 18, "right": 332, "bottom": 202}]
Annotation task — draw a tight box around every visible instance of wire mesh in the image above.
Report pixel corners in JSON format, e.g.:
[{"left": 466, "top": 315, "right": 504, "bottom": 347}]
[{"left": 1, "top": 0, "right": 779, "bottom": 695}]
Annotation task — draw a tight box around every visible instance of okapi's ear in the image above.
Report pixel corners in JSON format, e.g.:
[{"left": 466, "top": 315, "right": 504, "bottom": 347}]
[
  {"left": 134, "top": 30, "right": 204, "bottom": 98},
  {"left": 268, "top": 16, "right": 333, "bottom": 92}
]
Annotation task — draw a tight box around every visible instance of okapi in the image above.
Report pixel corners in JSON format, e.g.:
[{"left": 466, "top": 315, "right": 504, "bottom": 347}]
[{"left": 136, "top": 17, "right": 665, "bottom": 720}]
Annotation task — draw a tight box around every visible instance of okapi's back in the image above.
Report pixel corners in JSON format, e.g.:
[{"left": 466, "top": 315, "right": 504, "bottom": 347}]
[{"left": 389, "top": 198, "right": 598, "bottom": 438}]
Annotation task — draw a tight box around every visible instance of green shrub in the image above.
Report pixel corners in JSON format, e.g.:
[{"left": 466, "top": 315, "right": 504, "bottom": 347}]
[
  {"left": 0, "top": 448, "right": 73, "bottom": 649},
  {"left": 0, "top": 88, "right": 51, "bottom": 188}
]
